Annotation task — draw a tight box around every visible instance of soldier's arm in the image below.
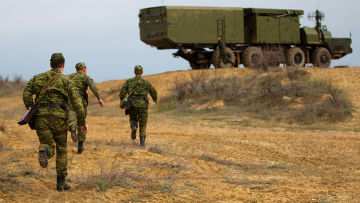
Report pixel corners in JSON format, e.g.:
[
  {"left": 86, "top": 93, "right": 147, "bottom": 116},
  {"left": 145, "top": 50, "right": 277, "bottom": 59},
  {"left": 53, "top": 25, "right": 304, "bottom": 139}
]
[
  {"left": 67, "top": 79, "right": 86, "bottom": 126},
  {"left": 86, "top": 76, "right": 101, "bottom": 101},
  {"left": 148, "top": 82, "right": 158, "bottom": 103},
  {"left": 119, "top": 80, "right": 129, "bottom": 101},
  {"left": 23, "top": 77, "right": 35, "bottom": 108}
]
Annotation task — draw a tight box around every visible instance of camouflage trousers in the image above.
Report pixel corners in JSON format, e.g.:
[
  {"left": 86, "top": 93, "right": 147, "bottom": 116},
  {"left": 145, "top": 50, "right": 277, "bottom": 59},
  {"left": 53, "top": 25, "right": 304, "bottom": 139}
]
[
  {"left": 34, "top": 116, "right": 68, "bottom": 177},
  {"left": 129, "top": 107, "right": 148, "bottom": 137},
  {"left": 68, "top": 106, "right": 87, "bottom": 142}
]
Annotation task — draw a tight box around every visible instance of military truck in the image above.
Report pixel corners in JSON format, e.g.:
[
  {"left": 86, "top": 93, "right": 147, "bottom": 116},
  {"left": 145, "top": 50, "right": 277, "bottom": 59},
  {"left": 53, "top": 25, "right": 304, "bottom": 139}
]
[{"left": 139, "top": 6, "right": 352, "bottom": 69}]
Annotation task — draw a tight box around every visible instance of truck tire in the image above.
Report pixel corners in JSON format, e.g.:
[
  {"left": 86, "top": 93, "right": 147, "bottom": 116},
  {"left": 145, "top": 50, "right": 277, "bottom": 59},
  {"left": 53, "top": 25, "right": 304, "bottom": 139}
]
[
  {"left": 311, "top": 47, "right": 331, "bottom": 68},
  {"left": 242, "top": 46, "right": 264, "bottom": 68},
  {"left": 189, "top": 62, "right": 210, "bottom": 70},
  {"left": 211, "top": 47, "right": 235, "bottom": 68},
  {"left": 286, "top": 47, "right": 305, "bottom": 67}
]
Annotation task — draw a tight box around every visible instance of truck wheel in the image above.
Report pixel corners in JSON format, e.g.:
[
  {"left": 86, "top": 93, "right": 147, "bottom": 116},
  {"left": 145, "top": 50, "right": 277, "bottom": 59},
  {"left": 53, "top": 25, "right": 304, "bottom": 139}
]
[
  {"left": 189, "top": 62, "right": 210, "bottom": 70},
  {"left": 242, "top": 47, "right": 264, "bottom": 68},
  {"left": 286, "top": 47, "right": 305, "bottom": 67},
  {"left": 211, "top": 47, "right": 235, "bottom": 68},
  {"left": 311, "top": 47, "right": 331, "bottom": 68}
]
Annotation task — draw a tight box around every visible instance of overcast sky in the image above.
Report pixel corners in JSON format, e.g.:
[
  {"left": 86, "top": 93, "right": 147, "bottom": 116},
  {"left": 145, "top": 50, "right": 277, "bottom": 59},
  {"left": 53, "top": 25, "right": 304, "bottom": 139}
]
[{"left": 0, "top": 0, "right": 358, "bottom": 82}]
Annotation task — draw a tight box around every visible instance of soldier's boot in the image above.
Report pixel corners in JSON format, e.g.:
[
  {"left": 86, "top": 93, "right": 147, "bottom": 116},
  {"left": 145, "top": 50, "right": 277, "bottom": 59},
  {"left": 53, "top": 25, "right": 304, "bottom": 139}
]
[
  {"left": 69, "top": 125, "right": 78, "bottom": 143},
  {"left": 38, "top": 144, "right": 48, "bottom": 168},
  {"left": 140, "top": 136, "right": 146, "bottom": 148},
  {"left": 131, "top": 123, "right": 137, "bottom": 140},
  {"left": 56, "top": 175, "right": 71, "bottom": 191},
  {"left": 77, "top": 141, "right": 84, "bottom": 154}
]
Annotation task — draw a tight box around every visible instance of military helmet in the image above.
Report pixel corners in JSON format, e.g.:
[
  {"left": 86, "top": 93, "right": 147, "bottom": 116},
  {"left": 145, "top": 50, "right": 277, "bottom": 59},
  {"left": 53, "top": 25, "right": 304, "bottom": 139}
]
[
  {"left": 75, "top": 62, "right": 86, "bottom": 71},
  {"left": 134, "top": 65, "right": 143, "bottom": 72}
]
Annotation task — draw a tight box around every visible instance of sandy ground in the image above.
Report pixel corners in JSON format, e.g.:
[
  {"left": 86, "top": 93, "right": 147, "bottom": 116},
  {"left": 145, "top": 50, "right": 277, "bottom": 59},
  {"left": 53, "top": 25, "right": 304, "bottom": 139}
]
[{"left": 0, "top": 68, "right": 360, "bottom": 202}]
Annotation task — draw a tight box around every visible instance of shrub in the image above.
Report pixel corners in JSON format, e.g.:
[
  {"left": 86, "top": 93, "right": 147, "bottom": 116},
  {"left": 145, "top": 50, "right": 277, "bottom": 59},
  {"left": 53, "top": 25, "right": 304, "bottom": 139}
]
[
  {"left": 161, "top": 68, "right": 354, "bottom": 124},
  {"left": 295, "top": 83, "right": 353, "bottom": 123},
  {"left": 77, "top": 159, "right": 144, "bottom": 191},
  {"left": 0, "top": 122, "right": 5, "bottom": 133},
  {"left": 0, "top": 74, "right": 25, "bottom": 97}
]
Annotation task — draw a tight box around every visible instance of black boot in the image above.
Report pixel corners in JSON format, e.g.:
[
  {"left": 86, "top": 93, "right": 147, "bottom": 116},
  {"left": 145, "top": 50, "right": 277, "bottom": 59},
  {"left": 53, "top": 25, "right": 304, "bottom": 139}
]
[
  {"left": 69, "top": 125, "right": 78, "bottom": 143},
  {"left": 140, "top": 136, "right": 146, "bottom": 148},
  {"left": 38, "top": 144, "right": 48, "bottom": 168},
  {"left": 56, "top": 175, "right": 71, "bottom": 191},
  {"left": 78, "top": 141, "right": 84, "bottom": 154},
  {"left": 131, "top": 123, "right": 137, "bottom": 140}
]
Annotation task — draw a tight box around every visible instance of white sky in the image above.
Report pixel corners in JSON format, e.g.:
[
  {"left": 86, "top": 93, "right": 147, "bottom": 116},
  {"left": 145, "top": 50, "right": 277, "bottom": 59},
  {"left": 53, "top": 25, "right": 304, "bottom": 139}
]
[{"left": 0, "top": 0, "right": 358, "bottom": 82}]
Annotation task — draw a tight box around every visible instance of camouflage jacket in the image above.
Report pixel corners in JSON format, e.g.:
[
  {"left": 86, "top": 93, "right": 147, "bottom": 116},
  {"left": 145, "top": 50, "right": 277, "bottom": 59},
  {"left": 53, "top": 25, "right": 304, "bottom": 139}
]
[
  {"left": 218, "top": 39, "right": 227, "bottom": 57},
  {"left": 119, "top": 75, "right": 157, "bottom": 108},
  {"left": 23, "top": 69, "right": 86, "bottom": 126},
  {"left": 67, "top": 72, "right": 101, "bottom": 101}
]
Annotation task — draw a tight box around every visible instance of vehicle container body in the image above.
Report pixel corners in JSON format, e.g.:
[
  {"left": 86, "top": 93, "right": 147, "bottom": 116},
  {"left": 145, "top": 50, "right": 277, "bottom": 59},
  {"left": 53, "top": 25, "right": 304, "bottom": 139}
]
[
  {"left": 139, "top": 6, "right": 245, "bottom": 49},
  {"left": 244, "top": 8, "right": 303, "bottom": 44}
]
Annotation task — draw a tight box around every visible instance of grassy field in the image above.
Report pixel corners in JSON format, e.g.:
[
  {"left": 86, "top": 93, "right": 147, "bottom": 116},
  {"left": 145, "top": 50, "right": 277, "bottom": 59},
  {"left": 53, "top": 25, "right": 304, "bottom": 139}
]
[{"left": 0, "top": 68, "right": 359, "bottom": 202}]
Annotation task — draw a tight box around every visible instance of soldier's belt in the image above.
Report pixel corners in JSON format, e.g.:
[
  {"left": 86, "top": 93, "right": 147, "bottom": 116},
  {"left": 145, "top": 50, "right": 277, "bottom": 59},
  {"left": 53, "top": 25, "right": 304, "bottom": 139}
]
[
  {"left": 39, "top": 103, "right": 64, "bottom": 108},
  {"left": 130, "top": 95, "right": 145, "bottom": 100}
]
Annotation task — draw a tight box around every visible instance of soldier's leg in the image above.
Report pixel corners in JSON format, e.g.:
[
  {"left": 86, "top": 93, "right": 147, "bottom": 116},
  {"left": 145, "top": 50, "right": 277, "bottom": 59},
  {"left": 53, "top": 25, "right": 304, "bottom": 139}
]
[
  {"left": 138, "top": 108, "right": 148, "bottom": 137},
  {"left": 138, "top": 108, "right": 148, "bottom": 147},
  {"left": 35, "top": 117, "right": 56, "bottom": 168},
  {"left": 77, "top": 107, "right": 87, "bottom": 154},
  {"left": 77, "top": 107, "right": 87, "bottom": 143},
  {"left": 51, "top": 118, "right": 68, "bottom": 177},
  {"left": 52, "top": 117, "right": 71, "bottom": 191},
  {"left": 68, "top": 109, "right": 78, "bottom": 142},
  {"left": 129, "top": 108, "right": 139, "bottom": 140}
]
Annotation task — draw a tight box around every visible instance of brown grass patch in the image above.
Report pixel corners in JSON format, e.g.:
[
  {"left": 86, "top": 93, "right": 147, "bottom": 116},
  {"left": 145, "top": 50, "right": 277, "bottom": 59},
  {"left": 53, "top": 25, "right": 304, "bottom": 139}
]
[
  {"left": 0, "top": 122, "right": 6, "bottom": 133},
  {"left": 0, "top": 75, "right": 25, "bottom": 97},
  {"left": 159, "top": 67, "right": 354, "bottom": 124}
]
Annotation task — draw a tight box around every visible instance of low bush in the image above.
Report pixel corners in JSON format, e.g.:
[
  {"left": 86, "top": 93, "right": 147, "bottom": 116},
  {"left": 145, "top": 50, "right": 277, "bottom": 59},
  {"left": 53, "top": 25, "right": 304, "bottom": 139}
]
[
  {"left": 160, "top": 68, "right": 354, "bottom": 124},
  {"left": 0, "top": 74, "right": 25, "bottom": 97},
  {"left": 0, "top": 122, "right": 5, "bottom": 133}
]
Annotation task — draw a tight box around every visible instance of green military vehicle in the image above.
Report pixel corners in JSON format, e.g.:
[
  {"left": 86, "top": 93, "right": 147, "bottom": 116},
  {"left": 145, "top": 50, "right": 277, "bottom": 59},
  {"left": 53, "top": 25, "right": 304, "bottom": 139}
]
[{"left": 139, "top": 6, "right": 352, "bottom": 69}]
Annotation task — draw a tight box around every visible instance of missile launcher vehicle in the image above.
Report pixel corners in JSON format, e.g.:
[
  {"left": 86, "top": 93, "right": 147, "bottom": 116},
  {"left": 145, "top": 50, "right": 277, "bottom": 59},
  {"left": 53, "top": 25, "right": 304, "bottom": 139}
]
[{"left": 139, "top": 6, "right": 352, "bottom": 69}]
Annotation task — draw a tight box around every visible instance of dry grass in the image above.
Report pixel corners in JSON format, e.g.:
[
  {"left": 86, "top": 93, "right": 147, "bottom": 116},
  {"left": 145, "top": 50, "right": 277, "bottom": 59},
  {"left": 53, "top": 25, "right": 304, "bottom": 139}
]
[
  {"left": 76, "top": 156, "right": 140, "bottom": 191},
  {"left": 0, "top": 68, "right": 360, "bottom": 202},
  {"left": 0, "top": 75, "right": 25, "bottom": 97},
  {"left": 159, "top": 67, "right": 354, "bottom": 124},
  {"left": 77, "top": 158, "right": 176, "bottom": 194},
  {"left": 148, "top": 145, "right": 167, "bottom": 155}
]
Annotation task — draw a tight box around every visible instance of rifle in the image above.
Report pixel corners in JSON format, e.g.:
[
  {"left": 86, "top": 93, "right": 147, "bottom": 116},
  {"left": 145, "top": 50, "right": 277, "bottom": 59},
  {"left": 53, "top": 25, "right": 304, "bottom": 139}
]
[
  {"left": 120, "top": 78, "right": 141, "bottom": 109},
  {"left": 18, "top": 73, "right": 62, "bottom": 126}
]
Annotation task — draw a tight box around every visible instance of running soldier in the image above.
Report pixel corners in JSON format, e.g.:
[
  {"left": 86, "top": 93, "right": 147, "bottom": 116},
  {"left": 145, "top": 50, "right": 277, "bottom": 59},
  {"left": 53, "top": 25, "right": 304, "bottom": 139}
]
[
  {"left": 22, "top": 53, "right": 87, "bottom": 191},
  {"left": 119, "top": 65, "right": 157, "bottom": 147},
  {"left": 67, "top": 62, "right": 104, "bottom": 154}
]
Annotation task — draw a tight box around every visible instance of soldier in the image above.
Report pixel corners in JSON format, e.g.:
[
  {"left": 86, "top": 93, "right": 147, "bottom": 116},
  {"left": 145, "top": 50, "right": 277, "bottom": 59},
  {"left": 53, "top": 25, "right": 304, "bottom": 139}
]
[
  {"left": 67, "top": 62, "right": 104, "bottom": 154},
  {"left": 119, "top": 65, "right": 157, "bottom": 147},
  {"left": 23, "top": 53, "right": 87, "bottom": 191},
  {"left": 217, "top": 36, "right": 231, "bottom": 63}
]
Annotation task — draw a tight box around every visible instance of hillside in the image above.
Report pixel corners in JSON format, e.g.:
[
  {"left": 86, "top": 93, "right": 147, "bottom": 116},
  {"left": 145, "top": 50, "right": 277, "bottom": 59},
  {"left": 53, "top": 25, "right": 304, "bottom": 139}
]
[{"left": 0, "top": 68, "right": 360, "bottom": 202}]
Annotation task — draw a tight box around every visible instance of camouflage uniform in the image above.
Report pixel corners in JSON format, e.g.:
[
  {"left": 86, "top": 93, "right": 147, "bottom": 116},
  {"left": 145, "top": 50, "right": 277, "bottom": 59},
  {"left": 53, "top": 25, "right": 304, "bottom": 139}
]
[
  {"left": 218, "top": 39, "right": 231, "bottom": 63},
  {"left": 67, "top": 62, "right": 101, "bottom": 144},
  {"left": 23, "top": 54, "right": 85, "bottom": 178},
  {"left": 119, "top": 65, "right": 157, "bottom": 146}
]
